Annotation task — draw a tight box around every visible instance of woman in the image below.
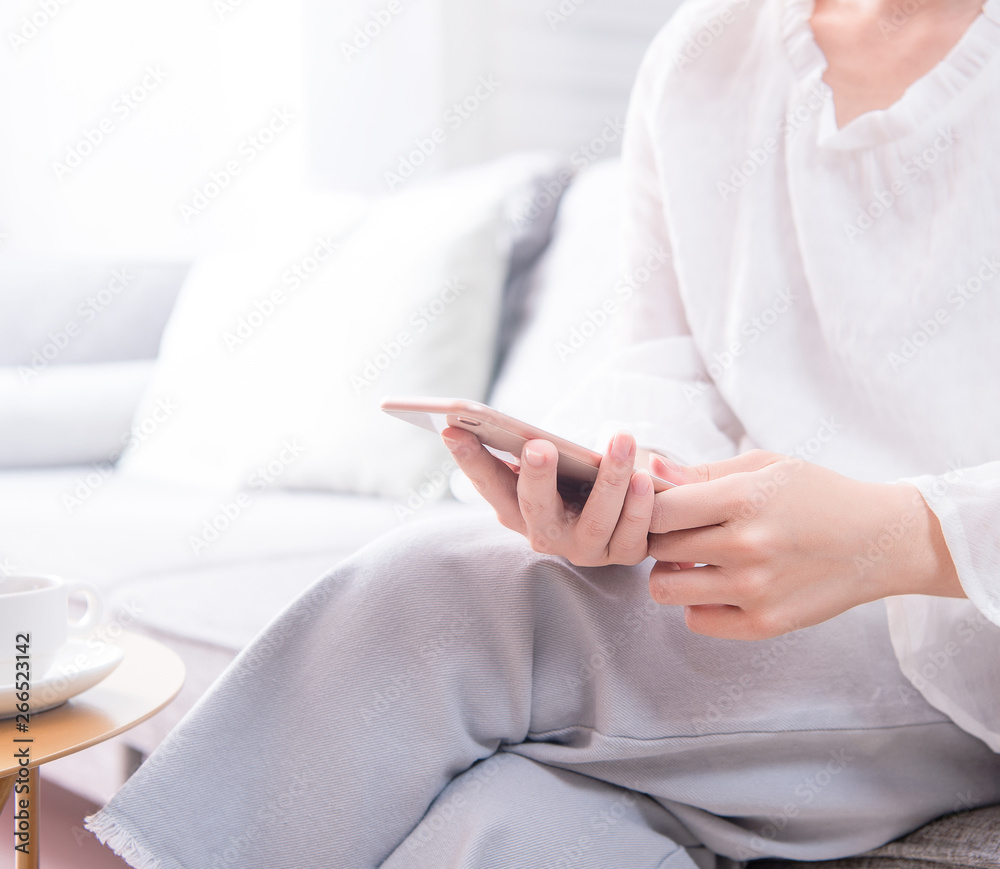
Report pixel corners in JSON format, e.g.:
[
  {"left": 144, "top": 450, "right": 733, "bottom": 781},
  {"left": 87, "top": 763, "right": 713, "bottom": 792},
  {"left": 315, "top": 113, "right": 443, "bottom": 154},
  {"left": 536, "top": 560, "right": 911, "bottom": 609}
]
[{"left": 90, "top": 0, "right": 1000, "bottom": 865}]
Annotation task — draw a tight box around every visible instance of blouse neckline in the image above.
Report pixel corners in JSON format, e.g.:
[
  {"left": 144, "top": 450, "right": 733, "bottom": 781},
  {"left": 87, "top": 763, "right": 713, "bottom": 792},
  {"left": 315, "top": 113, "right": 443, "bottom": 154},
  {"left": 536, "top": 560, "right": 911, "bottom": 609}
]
[{"left": 781, "top": 0, "right": 1000, "bottom": 149}]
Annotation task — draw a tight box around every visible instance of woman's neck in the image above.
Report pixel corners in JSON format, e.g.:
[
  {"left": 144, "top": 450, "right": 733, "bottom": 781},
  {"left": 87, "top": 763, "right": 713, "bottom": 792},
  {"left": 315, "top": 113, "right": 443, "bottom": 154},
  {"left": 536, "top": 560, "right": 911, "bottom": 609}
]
[
  {"left": 830, "top": 0, "right": 982, "bottom": 15},
  {"left": 811, "top": 0, "right": 985, "bottom": 126}
]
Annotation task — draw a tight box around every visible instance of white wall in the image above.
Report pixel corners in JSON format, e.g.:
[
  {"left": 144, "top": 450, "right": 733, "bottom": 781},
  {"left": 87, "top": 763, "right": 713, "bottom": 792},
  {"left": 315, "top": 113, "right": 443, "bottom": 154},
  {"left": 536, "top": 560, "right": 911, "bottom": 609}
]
[
  {"left": 0, "top": 0, "right": 680, "bottom": 257},
  {"left": 305, "top": 0, "right": 681, "bottom": 192}
]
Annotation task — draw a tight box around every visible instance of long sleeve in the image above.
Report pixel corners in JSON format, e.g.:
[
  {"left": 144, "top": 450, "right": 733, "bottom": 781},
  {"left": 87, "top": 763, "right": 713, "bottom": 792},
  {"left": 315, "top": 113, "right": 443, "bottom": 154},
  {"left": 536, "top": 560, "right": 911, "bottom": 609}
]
[
  {"left": 885, "top": 463, "right": 1000, "bottom": 752},
  {"left": 909, "top": 462, "right": 1000, "bottom": 625},
  {"left": 541, "top": 33, "right": 744, "bottom": 464},
  {"left": 543, "top": 0, "right": 1000, "bottom": 753}
]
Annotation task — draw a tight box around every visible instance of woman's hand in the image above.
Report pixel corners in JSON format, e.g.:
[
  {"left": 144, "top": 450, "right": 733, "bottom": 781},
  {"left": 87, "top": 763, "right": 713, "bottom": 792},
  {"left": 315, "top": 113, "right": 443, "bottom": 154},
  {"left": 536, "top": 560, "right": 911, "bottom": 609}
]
[
  {"left": 646, "top": 450, "right": 965, "bottom": 640},
  {"left": 443, "top": 427, "right": 655, "bottom": 566}
]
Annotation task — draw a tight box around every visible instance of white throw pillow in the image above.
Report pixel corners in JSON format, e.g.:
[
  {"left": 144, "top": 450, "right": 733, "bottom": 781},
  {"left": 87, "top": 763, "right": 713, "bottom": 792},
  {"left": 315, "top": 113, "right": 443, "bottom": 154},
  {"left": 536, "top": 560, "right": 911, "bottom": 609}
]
[
  {"left": 0, "top": 361, "right": 155, "bottom": 468},
  {"left": 117, "top": 162, "right": 532, "bottom": 500},
  {"left": 489, "top": 159, "right": 631, "bottom": 436}
]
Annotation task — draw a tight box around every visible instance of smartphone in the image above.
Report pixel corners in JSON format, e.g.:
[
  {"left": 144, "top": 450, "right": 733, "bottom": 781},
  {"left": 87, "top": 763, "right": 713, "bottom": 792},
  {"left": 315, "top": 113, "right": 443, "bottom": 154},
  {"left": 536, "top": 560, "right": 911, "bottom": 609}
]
[{"left": 380, "top": 396, "right": 675, "bottom": 495}]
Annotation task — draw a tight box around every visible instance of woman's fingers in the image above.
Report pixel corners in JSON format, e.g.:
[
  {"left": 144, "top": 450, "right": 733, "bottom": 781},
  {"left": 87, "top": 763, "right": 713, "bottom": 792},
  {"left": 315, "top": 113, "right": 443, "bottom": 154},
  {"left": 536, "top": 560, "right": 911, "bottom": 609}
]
[
  {"left": 682, "top": 604, "right": 802, "bottom": 642},
  {"left": 515, "top": 439, "right": 569, "bottom": 551},
  {"left": 649, "top": 563, "right": 733, "bottom": 606},
  {"left": 649, "top": 479, "right": 735, "bottom": 535},
  {"left": 449, "top": 428, "right": 656, "bottom": 566},
  {"left": 443, "top": 427, "right": 524, "bottom": 533},
  {"left": 648, "top": 450, "right": 787, "bottom": 534},
  {"left": 606, "top": 469, "right": 656, "bottom": 563},
  {"left": 569, "top": 433, "right": 639, "bottom": 558},
  {"left": 649, "top": 450, "right": 783, "bottom": 485},
  {"left": 649, "top": 566, "right": 795, "bottom": 640},
  {"left": 647, "top": 526, "right": 732, "bottom": 566}
]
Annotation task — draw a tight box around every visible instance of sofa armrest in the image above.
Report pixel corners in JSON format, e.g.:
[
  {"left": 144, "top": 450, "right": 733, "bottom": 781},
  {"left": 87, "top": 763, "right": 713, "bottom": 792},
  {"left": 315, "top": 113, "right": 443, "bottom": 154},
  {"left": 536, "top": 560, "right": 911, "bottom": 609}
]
[
  {"left": 754, "top": 804, "right": 1000, "bottom": 869},
  {"left": 0, "top": 257, "right": 189, "bottom": 367}
]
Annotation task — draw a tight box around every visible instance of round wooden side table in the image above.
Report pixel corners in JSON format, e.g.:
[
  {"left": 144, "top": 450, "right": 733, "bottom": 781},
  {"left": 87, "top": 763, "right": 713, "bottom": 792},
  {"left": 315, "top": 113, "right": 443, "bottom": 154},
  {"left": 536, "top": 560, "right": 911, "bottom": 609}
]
[{"left": 1, "top": 632, "right": 185, "bottom": 869}]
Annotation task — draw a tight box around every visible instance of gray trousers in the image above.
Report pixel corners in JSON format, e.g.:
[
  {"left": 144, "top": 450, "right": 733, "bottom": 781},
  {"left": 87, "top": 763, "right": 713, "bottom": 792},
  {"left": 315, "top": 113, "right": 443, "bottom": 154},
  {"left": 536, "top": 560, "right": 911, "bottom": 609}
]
[{"left": 89, "top": 515, "right": 1000, "bottom": 869}]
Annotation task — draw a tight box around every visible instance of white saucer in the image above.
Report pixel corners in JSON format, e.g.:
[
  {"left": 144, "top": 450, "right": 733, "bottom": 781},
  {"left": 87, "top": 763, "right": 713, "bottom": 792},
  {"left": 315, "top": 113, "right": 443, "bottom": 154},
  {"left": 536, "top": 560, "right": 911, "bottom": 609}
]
[{"left": 0, "top": 639, "right": 125, "bottom": 719}]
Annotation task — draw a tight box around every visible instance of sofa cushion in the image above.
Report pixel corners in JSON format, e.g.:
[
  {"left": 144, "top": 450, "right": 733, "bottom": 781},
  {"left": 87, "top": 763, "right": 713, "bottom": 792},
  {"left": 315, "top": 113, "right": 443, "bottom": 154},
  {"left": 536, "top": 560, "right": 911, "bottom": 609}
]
[
  {"left": 489, "top": 158, "right": 631, "bottom": 440},
  {"left": 754, "top": 804, "right": 1000, "bottom": 869},
  {"left": 0, "top": 465, "right": 474, "bottom": 649},
  {"left": 117, "top": 156, "right": 555, "bottom": 500}
]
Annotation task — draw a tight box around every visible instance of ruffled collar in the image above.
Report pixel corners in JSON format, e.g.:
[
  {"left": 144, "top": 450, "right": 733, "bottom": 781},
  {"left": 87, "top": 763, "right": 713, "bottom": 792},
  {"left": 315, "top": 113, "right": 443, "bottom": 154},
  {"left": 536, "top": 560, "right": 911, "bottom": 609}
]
[{"left": 782, "top": 0, "right": 1000, "bottom": 148}]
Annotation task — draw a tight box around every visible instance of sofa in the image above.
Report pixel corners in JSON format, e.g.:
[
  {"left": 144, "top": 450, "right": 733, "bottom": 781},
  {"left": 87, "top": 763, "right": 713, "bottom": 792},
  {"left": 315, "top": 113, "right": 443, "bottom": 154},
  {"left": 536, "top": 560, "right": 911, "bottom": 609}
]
[{"left": 1, "top": 154, "right": 997, "bottom": 865}]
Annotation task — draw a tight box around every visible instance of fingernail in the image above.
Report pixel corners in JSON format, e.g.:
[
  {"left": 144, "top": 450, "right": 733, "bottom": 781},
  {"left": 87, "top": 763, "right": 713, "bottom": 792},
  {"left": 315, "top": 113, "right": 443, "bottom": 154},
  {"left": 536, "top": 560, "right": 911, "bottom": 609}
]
[
  {"left": 442, "top": 434, "right": 460, "bottom": 452},
  {"left": 631, "top": 470, "right": 651, "bottom": 496},
  {"left": 524, "top": 446, "right": 545, "bottom": 468},
  {"left": 650, "top": 454, "right": 681, "bottom": 476},
  {"left": 611, "top": 432, "right": 633, "bottom": 462}
]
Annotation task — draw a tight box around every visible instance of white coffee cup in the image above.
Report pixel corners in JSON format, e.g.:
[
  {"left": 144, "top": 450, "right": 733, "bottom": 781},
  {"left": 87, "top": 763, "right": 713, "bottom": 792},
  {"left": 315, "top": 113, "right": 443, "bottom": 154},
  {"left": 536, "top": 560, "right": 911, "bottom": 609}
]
[{"left": 0, "top": 575, "right": 103, "bottom": 682}]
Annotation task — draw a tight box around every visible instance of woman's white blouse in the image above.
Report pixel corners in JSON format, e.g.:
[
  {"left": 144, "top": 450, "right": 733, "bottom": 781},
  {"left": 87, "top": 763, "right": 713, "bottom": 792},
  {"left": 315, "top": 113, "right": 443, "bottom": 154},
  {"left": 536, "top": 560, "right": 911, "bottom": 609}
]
[{"left": 549, "top": 0, "right": 1000, "bottom": 750}]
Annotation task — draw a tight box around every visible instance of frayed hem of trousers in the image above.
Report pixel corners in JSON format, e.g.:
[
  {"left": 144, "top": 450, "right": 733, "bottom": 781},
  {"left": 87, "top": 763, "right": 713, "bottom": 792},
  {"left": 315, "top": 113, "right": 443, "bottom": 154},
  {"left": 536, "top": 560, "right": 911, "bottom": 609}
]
[{"left": 85, "top": 810, "right": 162, "bottom": 869}]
